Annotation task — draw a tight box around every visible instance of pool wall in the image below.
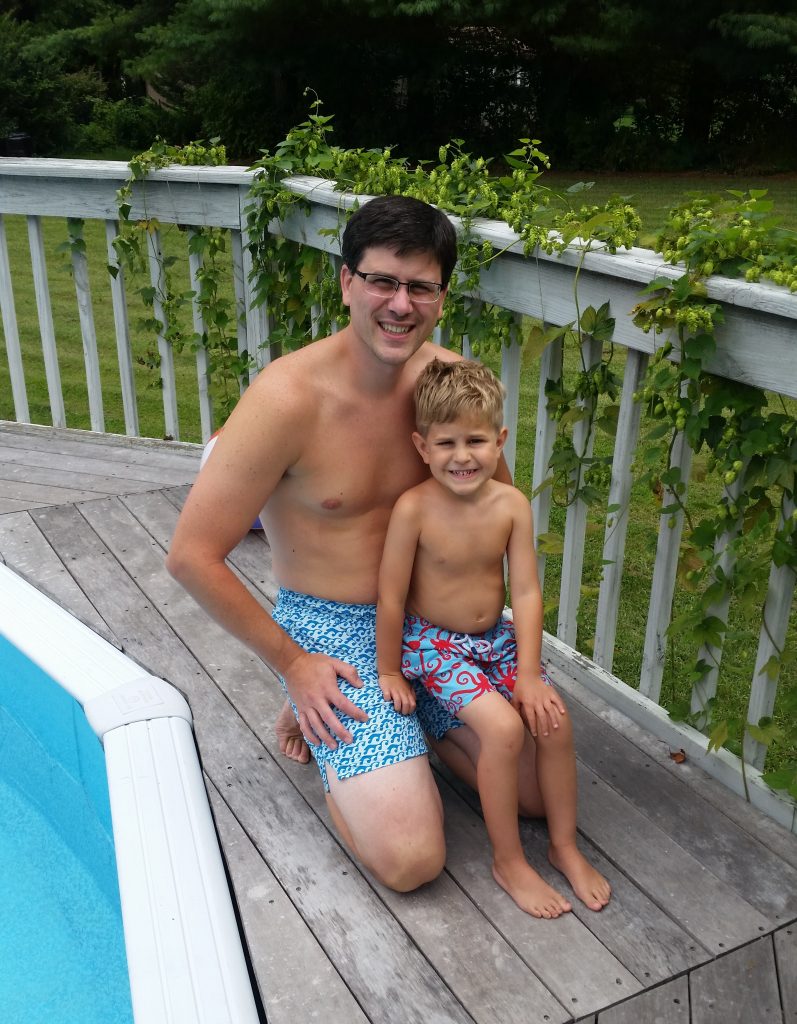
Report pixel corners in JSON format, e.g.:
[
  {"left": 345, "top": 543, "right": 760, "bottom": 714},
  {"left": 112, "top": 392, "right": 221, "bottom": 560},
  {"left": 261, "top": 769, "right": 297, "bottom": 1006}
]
[{"left": 0, "top": 563, "right": 260, "bottom": 1024}]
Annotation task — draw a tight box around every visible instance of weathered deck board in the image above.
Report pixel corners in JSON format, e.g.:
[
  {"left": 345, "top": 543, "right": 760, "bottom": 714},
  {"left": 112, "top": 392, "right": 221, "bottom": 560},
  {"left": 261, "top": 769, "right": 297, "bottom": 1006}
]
[
  {"left": 3, "top": 431, "right": 797, "bottom": 1023},
  {"left": 689, "top": 936, "right": 783, "bottom": 1023}
]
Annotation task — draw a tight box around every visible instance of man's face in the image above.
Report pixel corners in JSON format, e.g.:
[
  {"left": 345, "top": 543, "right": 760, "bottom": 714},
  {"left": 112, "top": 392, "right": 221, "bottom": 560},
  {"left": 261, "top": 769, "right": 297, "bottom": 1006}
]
[{"left": 340, "top": 246, "right": 447, "bottom": 367}]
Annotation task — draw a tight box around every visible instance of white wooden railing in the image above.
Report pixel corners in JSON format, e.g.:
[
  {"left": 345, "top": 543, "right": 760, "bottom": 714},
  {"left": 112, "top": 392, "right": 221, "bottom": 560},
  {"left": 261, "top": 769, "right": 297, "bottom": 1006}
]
[{"left": 1, "top": 158, "right": 795, "bottom": 830}]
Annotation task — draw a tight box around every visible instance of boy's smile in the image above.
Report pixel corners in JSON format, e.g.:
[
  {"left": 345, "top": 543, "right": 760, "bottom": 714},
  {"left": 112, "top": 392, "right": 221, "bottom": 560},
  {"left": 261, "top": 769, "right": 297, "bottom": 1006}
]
[{"left": 413, "top": 417, "right": 508, "bottom": 497}]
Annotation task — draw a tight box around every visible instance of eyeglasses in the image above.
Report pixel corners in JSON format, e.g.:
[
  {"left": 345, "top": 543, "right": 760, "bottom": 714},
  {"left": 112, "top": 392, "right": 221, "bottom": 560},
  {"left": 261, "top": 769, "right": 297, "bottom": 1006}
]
[{"left": 352, "top": 270, "right": 443, "bottom": 303}]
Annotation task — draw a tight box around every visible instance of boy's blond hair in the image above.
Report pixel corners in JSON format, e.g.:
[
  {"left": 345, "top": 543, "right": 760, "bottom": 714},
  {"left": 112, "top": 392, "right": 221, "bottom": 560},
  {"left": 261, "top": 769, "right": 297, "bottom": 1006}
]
[{"left": 414, "top": 358, "right": 506, "bottom": 435}]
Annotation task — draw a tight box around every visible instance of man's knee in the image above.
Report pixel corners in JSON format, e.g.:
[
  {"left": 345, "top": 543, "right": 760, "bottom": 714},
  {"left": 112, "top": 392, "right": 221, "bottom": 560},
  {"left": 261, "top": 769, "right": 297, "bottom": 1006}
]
[{"left": 366, "top": 829, "right": 446, "bottom": 892}]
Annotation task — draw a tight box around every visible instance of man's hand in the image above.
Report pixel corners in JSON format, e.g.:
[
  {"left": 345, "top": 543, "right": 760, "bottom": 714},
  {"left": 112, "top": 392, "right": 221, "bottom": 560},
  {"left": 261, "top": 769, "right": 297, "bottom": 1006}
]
[
  {"left": 283, "top": 651, "right": 368, "bottom": 749},
  {"left": 379, "top": 672, "right": 417, "bottom": 715},
  {"left": 512, "top": 677, "right": 567, "bottom": 738}
]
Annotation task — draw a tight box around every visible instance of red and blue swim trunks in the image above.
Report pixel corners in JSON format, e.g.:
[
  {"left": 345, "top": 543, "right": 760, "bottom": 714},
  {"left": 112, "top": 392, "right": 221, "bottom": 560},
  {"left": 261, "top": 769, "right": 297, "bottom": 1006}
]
[{"left": 401, "top": 613, "right": 549, "bottom": 716}]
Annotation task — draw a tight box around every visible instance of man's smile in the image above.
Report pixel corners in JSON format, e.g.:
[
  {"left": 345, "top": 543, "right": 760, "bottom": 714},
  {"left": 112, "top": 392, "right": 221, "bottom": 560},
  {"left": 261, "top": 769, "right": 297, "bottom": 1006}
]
[{"left": 379, "top": 322, "right": 412, "bottom": 335}]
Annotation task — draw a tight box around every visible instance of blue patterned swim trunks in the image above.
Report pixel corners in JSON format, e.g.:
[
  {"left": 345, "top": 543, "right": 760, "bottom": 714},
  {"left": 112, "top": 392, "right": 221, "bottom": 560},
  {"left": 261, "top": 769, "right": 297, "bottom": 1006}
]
[{"left": 272, "top": 589, "right": 462, "bottom": 791}]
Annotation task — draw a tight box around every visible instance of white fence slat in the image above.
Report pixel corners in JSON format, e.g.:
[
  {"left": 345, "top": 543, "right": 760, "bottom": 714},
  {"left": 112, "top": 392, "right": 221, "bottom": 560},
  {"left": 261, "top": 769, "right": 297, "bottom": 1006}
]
[
  {"left": 531, "top": 335, "right": 563, "bottom": 592},
  {"left": 188, "top": 230, "right": 214, "bottom": 443},
  {"left": 146, "top": 227, "right": 180, "bottom": 440},
  {"left": 689, "top": 472, "right": 746, "bottom": 723},
  {"left": 461, "top": 298, "right": 482, "bottom": 360},
  {"left": 593, "top": 349, "right": 649, "bottom": 671},
  {"left": 27, "top": 216, "right": 66, "bottom": 428},
  {"left": 230, "top": 227, "right": 250, "bottom": 394},
  {"left": 500, "top": 321, "right": 522, "bottom": 478},
  {"left": 744, "top": 495, "right": 797, "bottom": 770},
  {"left": 0, "top": 214, "right": 29, "bottom": 422},
  {"left": 557, "top": 336, "right": 603, "bottom": 647},
  {"left": 240, "top": 185, "right": 270, "bottom": 382},
  {"left": 70, "top": 220, "right": 104, "bottom": 432},
  {"left": 105, "top": 219, "right": 139, "bottom": 436},
  {"left": 433, "top": 324, "right": 452, "bottom": 347},
  {"left": 639, "top": 423, "right": 694, "bottom": 702}
]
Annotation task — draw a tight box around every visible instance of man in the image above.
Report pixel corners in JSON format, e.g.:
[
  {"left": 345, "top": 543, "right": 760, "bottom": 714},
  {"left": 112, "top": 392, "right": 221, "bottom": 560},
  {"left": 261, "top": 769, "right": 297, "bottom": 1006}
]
[{"left": 168, "top": 195, "right": 525, "bottom": 892}]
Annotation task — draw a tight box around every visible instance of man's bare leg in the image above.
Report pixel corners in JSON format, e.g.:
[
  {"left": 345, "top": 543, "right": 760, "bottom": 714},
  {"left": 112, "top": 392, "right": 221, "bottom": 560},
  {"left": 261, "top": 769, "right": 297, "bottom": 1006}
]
[
  {"left": 325, "top": 756, "right": 446, "bottom": 892},
  {"left": 275, "top": 700, "right": 310, "bottom": 764}
]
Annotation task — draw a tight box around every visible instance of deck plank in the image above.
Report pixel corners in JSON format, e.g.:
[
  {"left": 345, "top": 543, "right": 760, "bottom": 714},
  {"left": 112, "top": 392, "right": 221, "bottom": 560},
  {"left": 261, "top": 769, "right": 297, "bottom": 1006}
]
[
  {"left": 596, "top": 976, "right": 689, "bottom": 1023},
  {"left": 32, "top": 497, "right": 477, "bottom": 1024},
  {"left": 689, "top": 936, "right": 784, "bottom": 1023},
  {"left": 207, "top": 780, "right": 370, "bottom": 1024},
  {"left": 442, "top": 763, "right": 710, "bottom": 984},
  {"left": 7, "top": 441, "right": 797, "bottom": 1024},
  {"left": 774, "top": 925, "right": 797, "bottom": 1020},
  {"left": 565, "top": 691, "right": 797, "bottom": 923},
  {"left": 551, "top": 664, "right": 797, "bottom": 872},
  {"left": 81, "top": 493, "right": 579, "bottom": 1023},
  {"left": 0, "top": 509, "right": 117, "bottom": 644},
  {"left": 575, "top": 761, "right": 773, "bottom": 952},
  {"left": 0, "top": 443, "right": 198, "bottom": 487}
]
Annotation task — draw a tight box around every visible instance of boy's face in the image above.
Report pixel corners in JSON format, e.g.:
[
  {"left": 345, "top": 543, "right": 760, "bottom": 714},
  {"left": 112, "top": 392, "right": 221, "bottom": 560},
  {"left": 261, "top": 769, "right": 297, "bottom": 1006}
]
[
  {"left": 340, "top": 245, "right": 446, "bottom": 368},
  {"left": 412, "top": 415, "right": 508, "bottom": 497}
]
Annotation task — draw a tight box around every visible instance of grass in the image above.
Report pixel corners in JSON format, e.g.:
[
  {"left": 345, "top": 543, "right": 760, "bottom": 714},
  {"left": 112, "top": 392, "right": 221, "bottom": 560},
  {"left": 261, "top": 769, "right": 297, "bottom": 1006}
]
[{"left": 1, "top": 168, "right": 795, "bottom": 779}]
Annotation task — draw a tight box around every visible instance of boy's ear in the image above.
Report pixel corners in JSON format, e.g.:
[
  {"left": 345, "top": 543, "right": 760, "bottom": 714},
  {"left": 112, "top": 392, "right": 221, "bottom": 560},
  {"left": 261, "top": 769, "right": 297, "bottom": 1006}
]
[
  {"left": 496, "top": 426, "right": 508, "bottom": 450},
  {"left": 412, "top": 431, "right": 431, "bottom": 463}
]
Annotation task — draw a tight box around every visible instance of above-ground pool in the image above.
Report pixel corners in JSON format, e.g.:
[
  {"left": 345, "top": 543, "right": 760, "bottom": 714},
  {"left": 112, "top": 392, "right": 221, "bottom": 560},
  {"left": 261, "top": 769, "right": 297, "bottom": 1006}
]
[
  {"left": 0, "top": 564, "right": 260, "bottom": 1024},
  {"left": 0, "top": 635, "right": 133, "bottom": 1024}
]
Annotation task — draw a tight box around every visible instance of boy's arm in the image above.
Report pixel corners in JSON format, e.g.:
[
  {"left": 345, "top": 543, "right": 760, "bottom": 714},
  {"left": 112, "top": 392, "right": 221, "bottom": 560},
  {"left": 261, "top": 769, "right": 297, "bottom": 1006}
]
[
  {"left": 376, "top": 494, "right": 421, "bottom": 715},
  {"left": 505, "top": 490, "right": 567, "bottom": 737}
]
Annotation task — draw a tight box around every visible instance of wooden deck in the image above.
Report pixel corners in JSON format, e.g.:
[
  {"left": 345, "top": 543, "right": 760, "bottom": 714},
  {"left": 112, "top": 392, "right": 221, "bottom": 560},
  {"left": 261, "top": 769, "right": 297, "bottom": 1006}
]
[{"left": 2, "top": 422, "right": 796, "bottom": 1024}]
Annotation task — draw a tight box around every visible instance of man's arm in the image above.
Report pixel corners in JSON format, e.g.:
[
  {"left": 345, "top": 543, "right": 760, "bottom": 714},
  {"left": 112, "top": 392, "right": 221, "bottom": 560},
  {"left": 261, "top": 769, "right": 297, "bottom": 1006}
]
[
  {"left": 167, "top": 367, "right": 366, "bottom": 748},
  {"left": 505, "top": 490, "right": 566, "bottom": 737},
  {"left": 376, "top": 492, "right": 422, "bottom": 714}
]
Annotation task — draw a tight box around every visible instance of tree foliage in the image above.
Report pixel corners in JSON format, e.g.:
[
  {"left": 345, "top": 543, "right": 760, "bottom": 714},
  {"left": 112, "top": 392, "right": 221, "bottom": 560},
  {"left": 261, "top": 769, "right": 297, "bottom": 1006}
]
[{"left": 5, "top": 0, "right": 797, "bottom": 169}]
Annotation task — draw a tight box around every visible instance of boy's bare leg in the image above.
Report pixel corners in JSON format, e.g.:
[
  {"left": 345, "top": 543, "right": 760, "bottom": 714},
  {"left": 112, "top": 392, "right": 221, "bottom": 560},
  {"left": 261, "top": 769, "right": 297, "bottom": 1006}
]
[
  {"left": 432, "top": 705, "right": 611, "bottom": 911},
  {"left": 532, "top": 713, "right": 611, "bottom": 911},
  {"left": 275, "top": 700, "right": 310, "bottom": 763},
  {"left": 457, "top": 693, "right": 571, "bottom": 918},
  {"left": 325, "top": 755, "right": 446, "bottom": 892}
]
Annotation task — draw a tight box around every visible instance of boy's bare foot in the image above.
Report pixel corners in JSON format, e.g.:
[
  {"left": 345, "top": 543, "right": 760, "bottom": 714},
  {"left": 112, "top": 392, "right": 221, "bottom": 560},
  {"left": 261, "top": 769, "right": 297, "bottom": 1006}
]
[
  {"left": 275, "top": 701, "right": 310, "bottom": 764},
  {"left": 493, "top": 858, "right": 572, "bottom": 919},
  {"left": 548, "top": 843, "right": 611, "bottom": 911}
]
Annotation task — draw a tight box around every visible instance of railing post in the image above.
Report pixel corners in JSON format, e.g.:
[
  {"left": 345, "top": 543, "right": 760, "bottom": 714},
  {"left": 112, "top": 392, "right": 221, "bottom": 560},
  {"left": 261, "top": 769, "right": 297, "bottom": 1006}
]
[
  {"left": 0, "top": 214, "right": 30, "bottom": 423},
  {"left": 146, "top": 227, "right": 180, "bottom": 441},
  {"left": 558, "top": 336, "right": 602, "bottom": 648},
  {"left": 27, "top": 216, "right": 66, "bottom": 428},
  {"left": 744, "top": 495, "right": 797, "bottom": 770},
  {"left": 593, "top": 349, "right": 649, "bottom": 671},
  {"left": 531, "top": 334, "right": 563, "bottom": 594}
]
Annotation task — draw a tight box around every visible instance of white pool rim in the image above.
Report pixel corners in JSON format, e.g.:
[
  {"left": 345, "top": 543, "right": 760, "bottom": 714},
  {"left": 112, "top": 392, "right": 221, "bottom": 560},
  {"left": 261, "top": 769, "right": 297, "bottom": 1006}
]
[{"left": 0, "top": 563, "right": 259, "bottom": 1024}]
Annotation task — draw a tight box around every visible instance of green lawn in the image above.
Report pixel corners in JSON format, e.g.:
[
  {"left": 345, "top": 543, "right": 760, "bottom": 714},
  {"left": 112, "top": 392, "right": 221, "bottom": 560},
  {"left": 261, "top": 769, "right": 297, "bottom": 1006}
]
[
  {"left": 1, "top": 169, "right": 795, "bottom": 779},
  {"left": 541, "top": 171, "right": 797, "bottom": 247}
]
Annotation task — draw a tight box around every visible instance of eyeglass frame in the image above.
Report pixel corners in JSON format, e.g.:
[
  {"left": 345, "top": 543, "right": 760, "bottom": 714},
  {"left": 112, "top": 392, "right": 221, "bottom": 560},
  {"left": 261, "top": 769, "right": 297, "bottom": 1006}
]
[{"left": 351, "top": 269, "right": 444, "bottom": 303}]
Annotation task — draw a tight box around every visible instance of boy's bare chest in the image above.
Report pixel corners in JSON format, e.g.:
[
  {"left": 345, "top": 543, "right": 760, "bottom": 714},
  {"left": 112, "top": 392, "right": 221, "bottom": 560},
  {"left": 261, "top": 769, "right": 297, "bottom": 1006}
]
[{"left": 419, "top": 510, "right": 512, "bottom": 569}]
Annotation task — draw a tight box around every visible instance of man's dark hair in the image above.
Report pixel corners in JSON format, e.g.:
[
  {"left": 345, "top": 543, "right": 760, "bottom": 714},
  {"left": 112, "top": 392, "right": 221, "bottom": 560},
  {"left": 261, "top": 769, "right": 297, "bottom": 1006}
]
[{"left": 341, "top": 195, "right": 458, "bottom": 286}]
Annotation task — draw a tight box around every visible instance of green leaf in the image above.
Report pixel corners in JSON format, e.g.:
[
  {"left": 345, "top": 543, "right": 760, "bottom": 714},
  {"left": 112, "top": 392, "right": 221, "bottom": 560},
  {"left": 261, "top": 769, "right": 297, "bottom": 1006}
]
[
  {"left": 707, "top": 719, "right": 729, "bottom": 753},
  {"left": 536, "top": 532, "right": 564, "bottom": 555}
]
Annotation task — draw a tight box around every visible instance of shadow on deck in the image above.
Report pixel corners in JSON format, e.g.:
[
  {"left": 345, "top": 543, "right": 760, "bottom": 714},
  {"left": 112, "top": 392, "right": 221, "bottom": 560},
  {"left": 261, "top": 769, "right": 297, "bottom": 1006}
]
[{"left": 1, "top": 424, "right": 795, "bottom": 1023}]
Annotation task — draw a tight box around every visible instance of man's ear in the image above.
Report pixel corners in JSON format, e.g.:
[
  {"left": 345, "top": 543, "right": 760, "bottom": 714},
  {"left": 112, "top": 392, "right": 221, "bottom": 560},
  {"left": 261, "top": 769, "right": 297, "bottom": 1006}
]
[
  {"left": 340, "top": 263, "right": 353, "bottom": 307},
  {"left": 412, "top": 431, "right": 431, "bottom": 463}
]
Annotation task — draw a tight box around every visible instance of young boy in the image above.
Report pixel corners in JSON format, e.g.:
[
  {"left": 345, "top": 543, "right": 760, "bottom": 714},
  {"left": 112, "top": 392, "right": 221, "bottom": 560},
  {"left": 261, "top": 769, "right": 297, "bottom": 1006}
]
[{"left": 376, "top": 358, "right": 611, "bottom": 918}]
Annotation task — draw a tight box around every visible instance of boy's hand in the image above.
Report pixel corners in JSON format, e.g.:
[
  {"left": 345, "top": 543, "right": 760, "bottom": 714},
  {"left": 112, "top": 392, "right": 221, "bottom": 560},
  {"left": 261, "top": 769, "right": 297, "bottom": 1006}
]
[
  {"left": 379, "top": 672, "right": 417, "bottom": 715},
  {"left": 512, "top": 677, "right": 566, "bottom": 738}
]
